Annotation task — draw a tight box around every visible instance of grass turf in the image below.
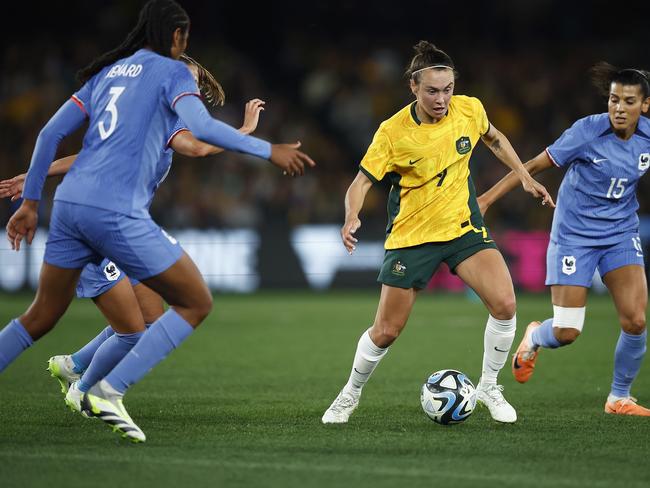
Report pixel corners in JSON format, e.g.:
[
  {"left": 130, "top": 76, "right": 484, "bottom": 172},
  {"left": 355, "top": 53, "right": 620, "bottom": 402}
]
[{"left": 1, "top": 291, "right": 649, "bottom": 487}]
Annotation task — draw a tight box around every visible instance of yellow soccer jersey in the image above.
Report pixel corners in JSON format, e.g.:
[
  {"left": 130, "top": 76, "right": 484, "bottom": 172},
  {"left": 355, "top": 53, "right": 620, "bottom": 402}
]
[{"left": 359, "top": 95, "right": 490, "bottom": 249}]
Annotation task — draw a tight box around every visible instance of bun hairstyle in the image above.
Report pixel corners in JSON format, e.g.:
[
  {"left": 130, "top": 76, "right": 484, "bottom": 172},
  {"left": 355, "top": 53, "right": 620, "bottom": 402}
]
[
  {"left": 405, "top": 40, "right": 457, "bottom": 83},
  {"left": 590, "top": 61, "right": 650, "bottom": 99}
]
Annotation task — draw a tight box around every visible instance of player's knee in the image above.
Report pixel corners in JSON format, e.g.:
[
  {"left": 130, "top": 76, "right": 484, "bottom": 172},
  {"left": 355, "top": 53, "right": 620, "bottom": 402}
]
[
  {"left": 552, "top": 305, "right": 585, "bottom": 345},
  {"left": 19, "top": 305, "right": 65, "bottom": 341},
  {"left": 554, "top": 327, "right": 581, "bottom": 345},
  {"left": 621, "top": 313, "right": 646, "bottom": 335},
  {"left": 372, "top": 320, "right": 404, "bottom": 347},
  {"left": 194, "top": 292, "right": 213, "bottom": 322},
  {"left": 489, "top": 294, "right": 516, "bottom": 320}
]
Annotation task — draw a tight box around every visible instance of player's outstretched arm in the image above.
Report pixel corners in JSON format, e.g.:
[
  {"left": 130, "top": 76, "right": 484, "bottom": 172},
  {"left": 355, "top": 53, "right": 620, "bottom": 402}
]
[
  {"left": 171, "top": 99, "right": 265, "bottom": 157},
  {"left": 341, "top": 171, "right": 373, "bottom": 254},
  {"left": 174, "top": 95, "right": 315, "bottom": 176},
  {"left": 7, "top": 99, "right": 86, "bottom": 251},
  {"left": 0, "top": 155, "right": 78, "bottom": 202},
  {"left": 480, "top": 124, "right": 555, "bottom": 212},
  {"left": 478, "top": 150, "right": 555, "bottom": 215}
]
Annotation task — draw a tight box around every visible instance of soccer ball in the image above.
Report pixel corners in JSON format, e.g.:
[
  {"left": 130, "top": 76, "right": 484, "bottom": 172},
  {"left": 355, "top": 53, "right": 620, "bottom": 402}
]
[{"left": 420, "top": 369, "right": 476, "bottom": 425}]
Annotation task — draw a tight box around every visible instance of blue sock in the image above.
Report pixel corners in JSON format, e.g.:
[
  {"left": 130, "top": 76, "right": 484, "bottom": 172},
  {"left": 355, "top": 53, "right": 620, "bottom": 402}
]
[
  {"left": 611, "top": 329, "right": 647, "bottom": 398},
  {"left": 71, "top": 326, "right": 115, "bottom": 374},
  {"left": 78, "top": 331, "right": 144, "bottom": 392},
  {"left": 530, "top": 318, "right": 562, "bottom": 349},
  {"left": 104, "top": 309, "right": 194, "bottom": 394},
  {"left": 0, "top": 319, "right": 34, "bottom": 372}
]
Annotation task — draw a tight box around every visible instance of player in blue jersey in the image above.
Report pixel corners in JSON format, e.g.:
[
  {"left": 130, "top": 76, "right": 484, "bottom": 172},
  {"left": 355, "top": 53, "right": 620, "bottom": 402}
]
[
  {"left": 478, "top": 62, "right": 650, "bottom": 416},
  {"left": 0, "top": 54, "right": 266, "bottom": 415},
  {"left": 0, "top": 0, "right": 315, "bottom": 442}
]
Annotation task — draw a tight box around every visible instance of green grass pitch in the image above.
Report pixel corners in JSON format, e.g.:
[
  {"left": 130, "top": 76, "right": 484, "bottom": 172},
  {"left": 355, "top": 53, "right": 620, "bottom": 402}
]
[{"left": 1, "top": 291, "right": 649, "bottom": 487}]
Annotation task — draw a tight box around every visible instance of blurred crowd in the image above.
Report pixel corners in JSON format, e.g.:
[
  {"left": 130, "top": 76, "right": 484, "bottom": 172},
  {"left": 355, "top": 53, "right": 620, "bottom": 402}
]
[{"left": 1, "top": 1, "right": 649, "bottom": 241}]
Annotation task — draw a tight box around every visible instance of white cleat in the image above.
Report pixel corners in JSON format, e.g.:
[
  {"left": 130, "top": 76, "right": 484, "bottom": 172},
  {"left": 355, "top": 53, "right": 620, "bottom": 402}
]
[
  {"left": 81, "top": 380, "right": 146, "bottom": 443},
  {"left": 47, "top": 355, "right": 81, "bottom": 394},
  {"left": 322, "top": 390, "right": 359, "bottom": 424},
  {"left": 476, "top": 381, "right": 517, "bottom": 423},
  {"left": 64, "top": 381, "right": 86, "bottom": 415}
]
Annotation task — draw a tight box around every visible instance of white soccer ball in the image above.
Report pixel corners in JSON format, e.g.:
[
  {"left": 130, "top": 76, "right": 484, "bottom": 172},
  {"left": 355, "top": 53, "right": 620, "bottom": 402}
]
[{"left": 420, "top": 369, "right": 476, "bottom": 425}]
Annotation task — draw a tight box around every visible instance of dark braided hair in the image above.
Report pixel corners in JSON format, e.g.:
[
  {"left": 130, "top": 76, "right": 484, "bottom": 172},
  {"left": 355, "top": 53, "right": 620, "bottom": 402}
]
[
  {"left": 405, "top": 40, "right": 457, "bottom": 83},
  {"left": 590, "top": 61, "right": 650, "bottom": 99},
  {"left": 77, "top": 0, "right": 189, "bottom": 83},
  {"left": 180, "top": 54, "right": 225, "bottom": 107}
]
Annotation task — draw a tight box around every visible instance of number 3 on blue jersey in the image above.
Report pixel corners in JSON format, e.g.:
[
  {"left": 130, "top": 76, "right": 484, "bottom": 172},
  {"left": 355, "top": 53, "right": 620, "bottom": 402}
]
[{"left": 99, "top": 86, "right": 126, "bottom": 140}]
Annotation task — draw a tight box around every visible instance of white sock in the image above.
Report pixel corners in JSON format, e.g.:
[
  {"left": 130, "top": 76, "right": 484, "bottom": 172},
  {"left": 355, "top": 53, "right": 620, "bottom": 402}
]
[
  {"left": 343, "top": 329, "right": 389, "bottom": 397},
  {"left": 481, "top": 314, "right": 516, "bottom": 385}
]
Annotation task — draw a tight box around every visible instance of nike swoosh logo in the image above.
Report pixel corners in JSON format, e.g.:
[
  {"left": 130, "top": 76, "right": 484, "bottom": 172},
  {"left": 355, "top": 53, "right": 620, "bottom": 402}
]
[
  {"left": 494, "top": 346, "right": 509, "bottom": 353},
  {"left": 592, "top": 158, "right": 608, "bottom": 163},
  {"left": 513, "top": 355, "right": 522, "bottom": 369},
  {"left": 409, "top": 157, "right": 423, "bottom": 165},
  {"left": 353, "top": 368, "right": 370, "bottom": 376}
]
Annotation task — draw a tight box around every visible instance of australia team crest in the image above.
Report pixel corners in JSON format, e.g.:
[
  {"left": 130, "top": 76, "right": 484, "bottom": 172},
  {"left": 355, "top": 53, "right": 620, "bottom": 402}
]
[
  {"left": 391, "top": 260, "right": 407, "bottom": 277},
  {"left": 456, "top": 136, "right": 472, "bottom": 155}
]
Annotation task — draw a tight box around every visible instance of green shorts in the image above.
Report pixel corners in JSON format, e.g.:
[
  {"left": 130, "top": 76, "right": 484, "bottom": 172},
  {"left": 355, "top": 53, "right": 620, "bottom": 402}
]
[{"left": 377, "top": 228, "right": 498, "bottom": 290}]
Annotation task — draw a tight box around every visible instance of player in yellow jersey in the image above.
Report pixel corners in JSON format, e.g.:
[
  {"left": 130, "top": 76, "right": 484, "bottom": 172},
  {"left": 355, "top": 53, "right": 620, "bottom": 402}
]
[{"left": 322, "top": 41, "right": 554, "bottom": 424}]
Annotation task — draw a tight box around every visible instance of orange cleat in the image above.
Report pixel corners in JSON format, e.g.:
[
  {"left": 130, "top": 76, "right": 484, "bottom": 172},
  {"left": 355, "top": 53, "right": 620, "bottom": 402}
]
[
  {"left": 511, "top": 321, "right": 542, "bottom": 384},
  {"left": 605, "top": 396, "right": 650, "bottom": 417}
]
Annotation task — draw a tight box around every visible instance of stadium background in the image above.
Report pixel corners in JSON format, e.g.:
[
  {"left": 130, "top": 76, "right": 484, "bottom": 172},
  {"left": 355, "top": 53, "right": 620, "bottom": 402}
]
[
  {"left": 2, "top": 2, "right": 650, "bottom": 487},
  {"left": 1, "top": 0, "right": 650, "bottom": 292}
]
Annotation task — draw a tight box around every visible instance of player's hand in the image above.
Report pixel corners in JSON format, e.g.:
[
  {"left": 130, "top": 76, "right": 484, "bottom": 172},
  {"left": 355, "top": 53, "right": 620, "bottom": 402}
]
[
  {"left": 521, "top": 175, "right": 555, "bottom": 208},
  {"left": 270, "top": 141, "right": 316, "bottom": 177},
  {"left": 0, "top": 173, "right": 26, "bottom": 202},
  {"left": 6, "top": 200, "right": 38, "bottom": 251},
  {"left": 341, "top": 217, "right": 361, "bottom": 254},
  {"left": 477, "top": 195, "right": 490, "bottom": 217},
  {"left": 239, "top": 99, "right": 265, "bottom": 135}
]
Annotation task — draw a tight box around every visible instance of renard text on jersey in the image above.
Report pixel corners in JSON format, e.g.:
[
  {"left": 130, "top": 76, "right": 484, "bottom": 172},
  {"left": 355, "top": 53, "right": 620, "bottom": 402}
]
[{"left": 106, "top": 64, "right": 143, "bottom": 79}]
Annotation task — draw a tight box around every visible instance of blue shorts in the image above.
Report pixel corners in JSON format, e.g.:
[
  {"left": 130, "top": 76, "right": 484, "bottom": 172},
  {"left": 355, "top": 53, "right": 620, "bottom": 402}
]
[
  {"left": 546, "top": 234, "right": 645, "bottom": 287},
  {"left": 76, "top": 258, "right": 142, "bottom": 299},
  {"left": 76, "top": 258, "right": 125, "bottom": 298},
  {"left": 45, "top": 201, "right": 182, "bottom": 281}
]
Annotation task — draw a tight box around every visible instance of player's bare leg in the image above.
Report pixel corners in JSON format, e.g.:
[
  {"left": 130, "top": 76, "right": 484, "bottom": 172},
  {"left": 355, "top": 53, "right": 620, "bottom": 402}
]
[
  {"left": 59, "top": 278, "right": 147, "bottom": 412},
  {"left": 54, "top": 281, "right": 165, "bottom": 414},
  {"left": 322, "top": 285, "right": 417, "bottom": 424},
  {"left": 1, "top": 263, "right": 81, "bottom": 373},
  {"left": 550, "top": 286, "right": 589, "bottom": 344},
  {"left": 603, "top": 265, "right": 650, "bottom": 416},
  {"left": 132, "top": 283, "right": 165, "bottom": 325},
  {"left": 83, "top": 252, "right": 212, "bottom": 442},
  {"left": 455, "top": 248, "right": 517, "bottom": 422},
  {"left": 19, "top": 263, "right": 82, "bottom": 340},
  {"left": 512, "top": 285, "right": 588, "bottom": 384}
]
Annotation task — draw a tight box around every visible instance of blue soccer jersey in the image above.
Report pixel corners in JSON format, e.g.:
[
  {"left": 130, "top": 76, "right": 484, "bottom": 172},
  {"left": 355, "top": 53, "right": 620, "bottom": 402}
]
[
  {"left": 75, "top": 120, "right": 185, "bottom": 297},
  {"left": 53, "top": 49, "right": 199, "bottom": 218},
  {"left": 143, "top": 118, "right": 186, "bottom": 209},
  {"left": 546, "top": 114, "right": 650, "bottom": 246}
]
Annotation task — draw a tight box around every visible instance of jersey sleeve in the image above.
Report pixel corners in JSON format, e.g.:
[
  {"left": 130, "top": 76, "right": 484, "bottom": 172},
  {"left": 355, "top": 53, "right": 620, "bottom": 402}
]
[
  {"left": 546, "top": 118, "right": 590, "bottom": 168},
  {"left": 359, "top": 126, "right": 393, "bottom": 183},
  {"left": 166, "top": 118, "right": 188, "bottom": 148},
  {"left": 70, "top": 82, "right": 92, "bottom": 117},
  {"left": 164, "top": 61, "right": 201, "bottom": 109},
  {"left": 473, "top": 98, "right": 490, "bottom": 135}
]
